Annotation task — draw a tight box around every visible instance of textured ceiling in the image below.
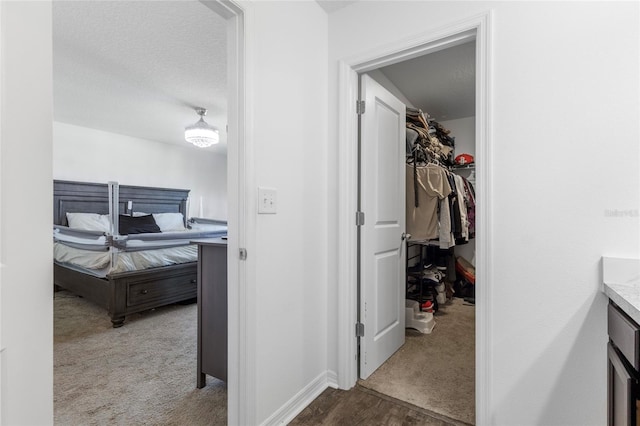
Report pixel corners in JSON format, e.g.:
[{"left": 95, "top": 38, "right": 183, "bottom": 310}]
[
  {"left": 378, "top": 41, "right": 476, "bottom": 121},
  {"left": 53, "top": 1, "right": 228, "bottom": 151}
]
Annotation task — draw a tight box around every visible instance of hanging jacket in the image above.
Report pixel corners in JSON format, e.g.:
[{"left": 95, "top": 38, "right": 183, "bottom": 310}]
[{"left": 406, "top": 163, "right": 451, "bottom": 241}]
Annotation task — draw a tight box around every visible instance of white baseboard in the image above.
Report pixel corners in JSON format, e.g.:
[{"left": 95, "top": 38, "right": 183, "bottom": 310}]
[
  {"left": 260, "top": 371, "right": 329, "bottom": 426},
  {"left": 326, "top": 369, "right": 339, "bottom": 389}
]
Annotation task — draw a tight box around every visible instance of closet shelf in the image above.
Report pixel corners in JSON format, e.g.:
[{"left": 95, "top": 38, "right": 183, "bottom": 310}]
[{"left": 452, "top": 164, "right": 475, "bottom": 170}]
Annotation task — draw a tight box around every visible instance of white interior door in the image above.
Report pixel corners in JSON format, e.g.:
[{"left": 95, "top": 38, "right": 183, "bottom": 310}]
[{"left": 359, "top": 74, "right": 406, "bottom": 379}]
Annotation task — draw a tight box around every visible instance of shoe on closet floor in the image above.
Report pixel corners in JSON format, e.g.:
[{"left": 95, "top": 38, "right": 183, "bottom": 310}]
[
  {"left": 421, "top": 300, "right": 435, "bottom": 313},
  {"left": 423, "top": 267, "right": 445, "bottom": 282}
]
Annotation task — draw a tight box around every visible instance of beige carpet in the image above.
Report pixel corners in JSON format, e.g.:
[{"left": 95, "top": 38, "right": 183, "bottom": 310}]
[
  {"left": 54, "top": 291, "right": 226, "bottom": 425},
  {"left": 359, "top": 297, "right": 475, "bottom": 425}
]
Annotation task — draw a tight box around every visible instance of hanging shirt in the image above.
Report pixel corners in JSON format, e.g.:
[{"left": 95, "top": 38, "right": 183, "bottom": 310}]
[
  {"left": 446, "top": 173, "right": 461, "bottom": 237},
  {"left": 462, "top": 177, "right": 476, "bottom": 238},
  {"left": 406, "top": 163, "right": 451, "bottom": 241},
  {"left": 453, "top": 174, "right": 469, "bottom": 241},
  {"left": 438, "top": 193, "right": 455, "bottom": 249}
]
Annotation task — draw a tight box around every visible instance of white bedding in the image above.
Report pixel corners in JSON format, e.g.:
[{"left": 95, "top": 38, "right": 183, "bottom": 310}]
[{"left": 54, "top": 242, "right": 198, "bottom": 275}]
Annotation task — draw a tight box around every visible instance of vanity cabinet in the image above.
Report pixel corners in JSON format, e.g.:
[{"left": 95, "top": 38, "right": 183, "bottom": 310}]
[
  {"left": 608, "top": 301, "right": 640, "bottom": 426},
  {"left": 194, "top": 238, "right": 228, "bottom": 388}
]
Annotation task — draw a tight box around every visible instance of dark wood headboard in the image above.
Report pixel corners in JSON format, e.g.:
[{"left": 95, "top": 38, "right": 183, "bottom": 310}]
[{"left": 53, "top": 180, "right": 190, "bottom": 226}]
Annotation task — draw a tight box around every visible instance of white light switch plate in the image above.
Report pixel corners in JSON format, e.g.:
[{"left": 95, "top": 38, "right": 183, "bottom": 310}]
[{"left": 258, "top": 187, "right": 277, "bottom": 214}]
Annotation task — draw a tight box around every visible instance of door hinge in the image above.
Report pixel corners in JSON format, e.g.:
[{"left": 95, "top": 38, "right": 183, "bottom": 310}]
[
  {"left": 239, "top": 248, "right": 247, "bottom": 260},
  {"left": 356, "top": 100, "right": 365, "bottom": 115},
  {"left": 355, "top": 322, "right": 365, "bottom": 337},
  {"left": 356, "top": 211, "right": 365, "bottom": 226}
]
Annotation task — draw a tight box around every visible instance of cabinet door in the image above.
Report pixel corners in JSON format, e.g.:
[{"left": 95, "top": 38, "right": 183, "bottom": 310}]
[{"left": 608, "top": 343, "right": 637, "bottom": 426}]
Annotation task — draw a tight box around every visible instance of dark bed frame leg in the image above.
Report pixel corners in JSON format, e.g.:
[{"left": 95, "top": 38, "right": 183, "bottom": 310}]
[{"left": 111, "top": 316, "right": 125, "bottom": 328}]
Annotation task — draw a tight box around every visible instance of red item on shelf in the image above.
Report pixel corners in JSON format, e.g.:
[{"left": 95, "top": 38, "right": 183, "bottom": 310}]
[{"left": 455, "top": 153, "right": 474, "bottom": 165}]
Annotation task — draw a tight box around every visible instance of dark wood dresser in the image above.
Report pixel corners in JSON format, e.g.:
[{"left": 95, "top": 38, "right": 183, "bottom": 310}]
[{"left": 193, "top": 238, "right": 228, "bottom": 388}]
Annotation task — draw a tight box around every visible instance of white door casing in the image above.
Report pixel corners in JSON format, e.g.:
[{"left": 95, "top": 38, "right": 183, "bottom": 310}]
[{"left": 359, "top": 74, "right": 407, "bottom": 379}]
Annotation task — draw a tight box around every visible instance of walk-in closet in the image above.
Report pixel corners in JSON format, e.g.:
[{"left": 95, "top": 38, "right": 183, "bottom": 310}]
[{"left": 358, "top": 40, "right": 477, "bottom": 425}]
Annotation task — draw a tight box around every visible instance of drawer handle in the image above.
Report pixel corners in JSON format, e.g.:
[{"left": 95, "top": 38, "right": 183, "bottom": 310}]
[
  {"left": 140, "top": 289, "right": 148, "bottom": 295},
  {"left": 191, "top": 279, "right": 197, "bottom": 284}
]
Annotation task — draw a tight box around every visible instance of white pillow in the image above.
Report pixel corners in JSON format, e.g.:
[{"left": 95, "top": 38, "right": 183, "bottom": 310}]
[
  {"left": 66, "top": 213, "right": 111, "bottom": 233},
  {"left": 152, "top": 213, "right": 186, "bottom": 232}
]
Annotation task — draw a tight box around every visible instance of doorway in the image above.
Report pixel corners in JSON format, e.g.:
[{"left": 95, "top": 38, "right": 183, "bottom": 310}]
[
  {"left": 356, "top": 40, "right": 477, "bottom": 423},
  {"left": 50, "top": 0, "right": 246, "bottom": 424},
  {"left": 336, "top": 14, "right": 493, "bottom": 425}
]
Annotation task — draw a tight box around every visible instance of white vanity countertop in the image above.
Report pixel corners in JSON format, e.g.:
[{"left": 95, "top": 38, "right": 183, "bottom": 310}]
[{"left": 603, "top": 257, "right": 640, "bottom": 324}]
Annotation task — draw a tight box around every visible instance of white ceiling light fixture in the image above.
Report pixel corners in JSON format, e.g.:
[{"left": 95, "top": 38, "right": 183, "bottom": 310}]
[{"left": 185, "top": 107, "right": 219, "bottom": 148}]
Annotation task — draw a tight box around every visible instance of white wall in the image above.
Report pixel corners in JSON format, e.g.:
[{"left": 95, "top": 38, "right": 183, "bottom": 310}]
[
  {"left": 246, "top": 1, "right": 329, "bottom": 424},
  {"left": 441, "top": 116, "right": 475, "bottom": 158},
  {"left": 0, "top": 1, "right": 54, "bottom": 424},
  {"left": 328, "top": 2, "right": 639, "bottom": 425},
  {"left": 53, "top": 122, "right": 227, "bottom": 220}
]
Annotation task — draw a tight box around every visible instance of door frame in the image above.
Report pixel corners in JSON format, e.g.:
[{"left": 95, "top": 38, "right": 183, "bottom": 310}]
[{"left": 336, "top": 12, "right": 493, "bottom": 423}]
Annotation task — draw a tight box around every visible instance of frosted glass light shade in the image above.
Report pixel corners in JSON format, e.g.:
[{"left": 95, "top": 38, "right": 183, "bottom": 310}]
[{"left": 185, "top": 117, "right": 219, "bottom": 148}]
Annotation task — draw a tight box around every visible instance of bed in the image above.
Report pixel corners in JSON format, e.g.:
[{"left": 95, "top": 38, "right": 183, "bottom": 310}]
[{"left": 53, "top": 180, "right": 227, "bottom": 327}]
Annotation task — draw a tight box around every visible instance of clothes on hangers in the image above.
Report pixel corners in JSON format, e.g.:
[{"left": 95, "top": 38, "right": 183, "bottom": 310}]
[
  {"left": 438, "top": 187, "right": 455, "bottom": 249},
  {"left": 453, "top": 174, "right": 470, "bottom": 243},
  {"left": 447, "top": 173, "right": 461, "bottom": 236},
  {"left": 462, "top": 177, "right": 476, "bottom": 239},
  {"left": 406, "top": 163, "right": 451, "bottom": 241},
  {"left": 406, "top": 167, "right": 476, "bottom": 246},
  {"left": 405, "top": 107, "right": 475, "bottom": 246}
]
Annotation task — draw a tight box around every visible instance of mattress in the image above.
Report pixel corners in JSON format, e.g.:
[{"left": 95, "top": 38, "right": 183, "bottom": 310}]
[
  {"left": 53, "top": 222, "right": 226, "bottom": 277},
  {"left": 54, "top": 242, "right": 199, "bottom": 277}
]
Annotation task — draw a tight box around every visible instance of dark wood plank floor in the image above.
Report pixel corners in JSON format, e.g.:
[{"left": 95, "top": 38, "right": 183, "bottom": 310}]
[{"left": 289, "top": 385, "right": 470, "bottom": 426}]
